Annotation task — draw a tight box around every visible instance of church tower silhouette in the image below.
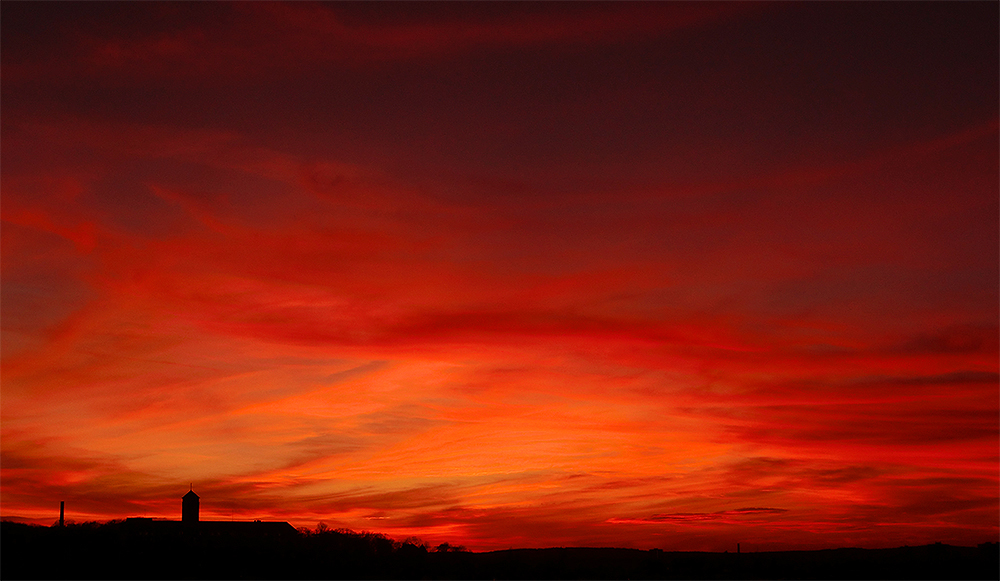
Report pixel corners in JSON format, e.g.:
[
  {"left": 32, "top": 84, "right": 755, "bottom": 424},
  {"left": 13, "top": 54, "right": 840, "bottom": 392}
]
[{"left": 182, "top": 485, "right": 199, "bottom": 523}]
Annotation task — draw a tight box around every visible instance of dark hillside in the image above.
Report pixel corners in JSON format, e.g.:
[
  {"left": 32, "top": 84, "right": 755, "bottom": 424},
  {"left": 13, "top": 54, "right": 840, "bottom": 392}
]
[{"left": 2, "top": 521, "right": 996, "bottom": 579}]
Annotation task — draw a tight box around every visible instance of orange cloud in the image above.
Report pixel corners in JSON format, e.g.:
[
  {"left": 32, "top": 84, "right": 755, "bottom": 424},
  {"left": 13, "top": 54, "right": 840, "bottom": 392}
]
[{"left": 2, "top": 1, "right": 996, "bottom": 552}]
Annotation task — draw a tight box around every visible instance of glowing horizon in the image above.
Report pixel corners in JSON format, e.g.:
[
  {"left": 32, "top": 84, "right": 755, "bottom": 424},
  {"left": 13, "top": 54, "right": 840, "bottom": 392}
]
[{"left": 2, "top": 2, "right": 997, "bottom": 552}]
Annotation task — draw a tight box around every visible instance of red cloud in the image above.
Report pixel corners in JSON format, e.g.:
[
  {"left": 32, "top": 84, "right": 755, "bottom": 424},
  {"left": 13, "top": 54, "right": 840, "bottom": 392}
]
[
  {"left": 2, "top": 2, "right": 996, "bottom": 552},
  {"left": 608, "top": 507, "right": 789, "bottom": 524},
  {"left": 3, "top": 2, "right": 760, "bottom": 86}
]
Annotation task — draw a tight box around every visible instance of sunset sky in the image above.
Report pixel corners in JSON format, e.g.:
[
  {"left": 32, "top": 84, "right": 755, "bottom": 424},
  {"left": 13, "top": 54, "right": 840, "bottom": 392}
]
[{"left": 2, "top": 2, "right": 997, "bottom": 552}]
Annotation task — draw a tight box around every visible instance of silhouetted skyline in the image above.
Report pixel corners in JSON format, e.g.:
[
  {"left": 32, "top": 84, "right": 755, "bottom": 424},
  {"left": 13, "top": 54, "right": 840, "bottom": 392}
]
[{"left": 3, "top": 519, "right": 998, "bottom": 580}]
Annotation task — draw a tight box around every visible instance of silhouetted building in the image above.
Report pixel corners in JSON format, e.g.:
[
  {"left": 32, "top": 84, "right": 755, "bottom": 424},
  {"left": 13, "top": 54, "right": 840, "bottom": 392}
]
[
  {"left": 59, "top": 501, "right": 64, "bottom": 527},
  {"left": 182, "top": 487, "right": 199, "bottom": 523},
  {"left": 122, "top": 488, "right": 296, "bottom": 538},
  {"left": 124, "top": 516, "right": 297, "bottom": 538}
]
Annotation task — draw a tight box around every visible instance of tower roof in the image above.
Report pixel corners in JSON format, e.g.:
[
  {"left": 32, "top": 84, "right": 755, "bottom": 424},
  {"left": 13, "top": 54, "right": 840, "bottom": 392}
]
[{"left": 183, "top": 489, "right": 199, "bottom": 499}]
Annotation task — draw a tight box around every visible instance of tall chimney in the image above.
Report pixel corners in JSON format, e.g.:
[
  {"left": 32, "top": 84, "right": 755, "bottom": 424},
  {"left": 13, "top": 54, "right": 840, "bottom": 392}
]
[{"left": 59, "top": 501, "right": 65, "bottom": 527}]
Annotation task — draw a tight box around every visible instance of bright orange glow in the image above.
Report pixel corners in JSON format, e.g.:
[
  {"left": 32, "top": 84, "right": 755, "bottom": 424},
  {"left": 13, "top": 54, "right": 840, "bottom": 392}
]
[{"left": 2, "top": 2, "right": 997, "bottom": 551}]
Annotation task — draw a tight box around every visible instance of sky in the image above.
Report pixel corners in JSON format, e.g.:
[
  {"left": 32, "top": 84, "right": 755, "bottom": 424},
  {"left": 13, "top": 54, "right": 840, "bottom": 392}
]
[{"left": 1, "top": 2, "right": 998, "bottom": 552}]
